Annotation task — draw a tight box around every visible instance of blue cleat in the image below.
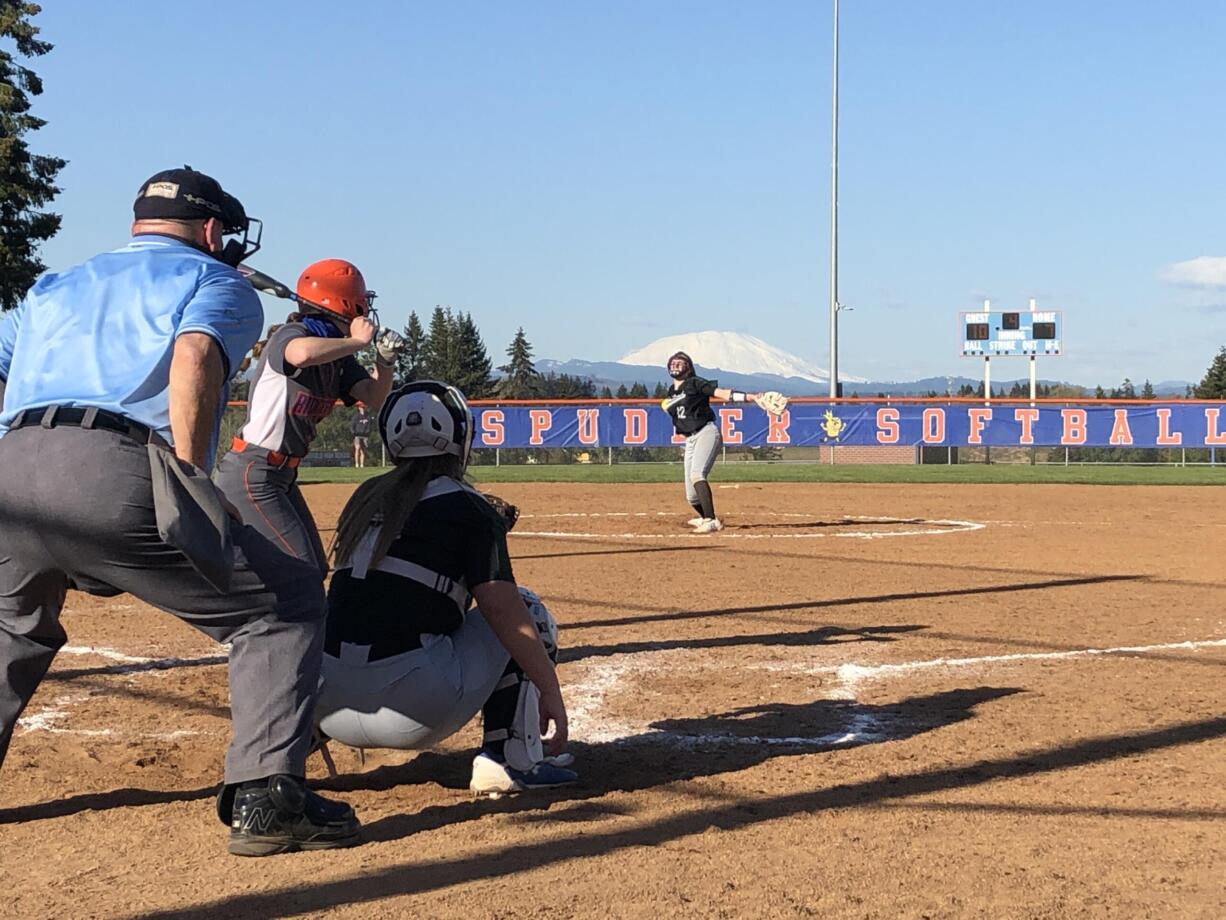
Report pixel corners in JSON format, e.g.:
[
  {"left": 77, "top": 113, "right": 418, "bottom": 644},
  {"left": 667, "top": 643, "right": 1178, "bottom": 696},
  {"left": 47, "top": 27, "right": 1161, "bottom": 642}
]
[{"left": 469, "top": 752, "right": 578, "bottom": 797}]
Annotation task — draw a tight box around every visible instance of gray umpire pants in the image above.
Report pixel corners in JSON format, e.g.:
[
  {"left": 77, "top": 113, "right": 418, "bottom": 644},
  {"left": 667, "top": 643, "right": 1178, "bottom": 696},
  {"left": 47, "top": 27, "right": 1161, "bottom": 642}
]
[
  {"left": 0, "top": 425, "right": 326, "bottom": 784},
  {"left": 213, "top": 448, "right": 329, "bottom": 577},
  {"left": 683, "top": 421, "right": 722, "bottom": 504},
  {"left": 315, "top": 610, "right": 509, "bottom": 750}
]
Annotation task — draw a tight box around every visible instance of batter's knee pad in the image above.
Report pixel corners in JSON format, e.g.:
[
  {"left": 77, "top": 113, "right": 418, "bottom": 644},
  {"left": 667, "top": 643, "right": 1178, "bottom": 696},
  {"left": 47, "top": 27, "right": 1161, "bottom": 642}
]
[{"left": 518, "top": 585, "right": 558, "bottom": 661}]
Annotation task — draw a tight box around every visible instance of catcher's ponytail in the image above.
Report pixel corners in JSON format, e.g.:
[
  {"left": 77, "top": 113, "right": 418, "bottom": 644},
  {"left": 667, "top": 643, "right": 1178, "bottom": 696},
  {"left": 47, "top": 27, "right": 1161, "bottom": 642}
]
[{"left": 331, "top": 455, "right": 463, "bottom": 569}]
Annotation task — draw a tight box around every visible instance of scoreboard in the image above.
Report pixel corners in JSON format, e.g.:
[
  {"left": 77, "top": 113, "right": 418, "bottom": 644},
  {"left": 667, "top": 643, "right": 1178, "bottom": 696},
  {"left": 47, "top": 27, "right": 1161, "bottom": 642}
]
[{"left": 960, "top": 309, "right": 1062, "bottom": 357}]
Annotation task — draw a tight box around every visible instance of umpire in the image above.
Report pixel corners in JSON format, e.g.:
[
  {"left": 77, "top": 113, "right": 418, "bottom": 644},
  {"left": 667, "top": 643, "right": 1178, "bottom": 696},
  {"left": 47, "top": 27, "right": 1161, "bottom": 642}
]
[{"left": 0, "top": 167, "right": 359, "bottom": 856}]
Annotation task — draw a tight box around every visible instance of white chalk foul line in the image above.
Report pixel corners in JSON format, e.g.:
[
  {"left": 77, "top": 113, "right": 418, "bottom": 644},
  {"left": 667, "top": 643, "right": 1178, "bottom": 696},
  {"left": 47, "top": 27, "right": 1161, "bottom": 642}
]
[
  {"left": 817, "top": 638, "right": 1226, "bottom": 691},
  {"left": 15, "top": 648, "right": 227, "bottom": 736},
  {"left": 58, "top": 646, "right": 228, "bottom": 675},
  {"left": 513, "top": 517, "right": 985, "bottom": 541},
  {"left": 565, "top": 637, "right": 1226, "bottom": 749},
  {"left": 61, "top": 645, "right": 150, "bottom": 664}
]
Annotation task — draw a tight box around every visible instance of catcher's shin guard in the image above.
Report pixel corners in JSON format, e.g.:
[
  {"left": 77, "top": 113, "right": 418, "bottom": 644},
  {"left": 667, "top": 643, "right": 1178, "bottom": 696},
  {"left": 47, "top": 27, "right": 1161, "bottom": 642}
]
[{"left": 483, "top": 671, "right": 545, "bottom": 772}]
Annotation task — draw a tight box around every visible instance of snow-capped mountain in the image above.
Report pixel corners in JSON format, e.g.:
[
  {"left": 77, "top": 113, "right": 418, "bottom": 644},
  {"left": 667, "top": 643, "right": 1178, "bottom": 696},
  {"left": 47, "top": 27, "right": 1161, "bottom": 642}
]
[{"left": 617, "top": 331, "right": 866, "bottom": 384}]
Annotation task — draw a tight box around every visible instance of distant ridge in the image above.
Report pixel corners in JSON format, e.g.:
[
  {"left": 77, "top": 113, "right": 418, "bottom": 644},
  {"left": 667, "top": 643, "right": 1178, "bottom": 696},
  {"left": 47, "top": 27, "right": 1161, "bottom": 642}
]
[{"left": 525, "top": 330, "right": 1192, "bottom": 397}]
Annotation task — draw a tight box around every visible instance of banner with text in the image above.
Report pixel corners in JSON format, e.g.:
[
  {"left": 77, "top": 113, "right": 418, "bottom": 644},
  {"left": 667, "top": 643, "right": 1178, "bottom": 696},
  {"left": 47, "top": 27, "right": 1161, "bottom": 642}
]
[{"left": 472, "top": 403, "right": 1226, "bottom": 449}]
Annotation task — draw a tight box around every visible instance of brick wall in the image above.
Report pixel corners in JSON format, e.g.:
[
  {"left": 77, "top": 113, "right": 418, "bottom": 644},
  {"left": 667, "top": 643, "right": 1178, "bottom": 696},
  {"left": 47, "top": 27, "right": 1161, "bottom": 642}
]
[{"left": 820, "top": 445, "right": 918, "bottom": 465}]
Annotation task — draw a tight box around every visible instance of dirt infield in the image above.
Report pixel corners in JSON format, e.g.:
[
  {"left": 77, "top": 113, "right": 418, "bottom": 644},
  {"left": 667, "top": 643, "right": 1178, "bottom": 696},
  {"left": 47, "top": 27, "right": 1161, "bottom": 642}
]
[{"left": 2, "top": 482, "right": 1224, "bottom": 919}]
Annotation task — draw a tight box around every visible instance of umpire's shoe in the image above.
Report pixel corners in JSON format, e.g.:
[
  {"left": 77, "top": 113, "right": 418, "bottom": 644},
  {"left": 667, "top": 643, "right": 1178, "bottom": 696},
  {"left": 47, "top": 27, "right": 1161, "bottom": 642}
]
[{"left": 226, "top": 775, "right": 361, "bottom": 857}]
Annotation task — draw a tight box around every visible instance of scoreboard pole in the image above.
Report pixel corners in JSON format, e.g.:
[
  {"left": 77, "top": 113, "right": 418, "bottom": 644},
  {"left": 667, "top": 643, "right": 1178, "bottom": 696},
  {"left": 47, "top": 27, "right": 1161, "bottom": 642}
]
[
  {"left": 1028, "top": 298, "right": 1038, "bottom": 403},
  {"left": 982, "top": 299, "right": 991, "bottom": 404}
]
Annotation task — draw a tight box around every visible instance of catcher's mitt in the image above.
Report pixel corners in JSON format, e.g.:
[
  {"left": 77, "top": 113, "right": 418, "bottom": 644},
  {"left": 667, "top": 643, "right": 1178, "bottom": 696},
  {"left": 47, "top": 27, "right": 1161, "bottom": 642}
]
[
  {"left": 754, "top": 390, "right": 789, "bottom": 416},
  {"left": 482, "top": 493, "right": 520, "bottom": 531}
]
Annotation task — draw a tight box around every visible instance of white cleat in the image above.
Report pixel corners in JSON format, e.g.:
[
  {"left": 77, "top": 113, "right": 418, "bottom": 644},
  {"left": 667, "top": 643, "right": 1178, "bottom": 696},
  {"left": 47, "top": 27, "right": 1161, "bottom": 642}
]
[
  {"left": 687, "top": 517, "right": 705, "bottom": 527},
  {"left": 692, "top": 517, "right": 724, "bottom": 533},
  {"left": 469, "top": 752, "right": 579, "bottom": 798}
]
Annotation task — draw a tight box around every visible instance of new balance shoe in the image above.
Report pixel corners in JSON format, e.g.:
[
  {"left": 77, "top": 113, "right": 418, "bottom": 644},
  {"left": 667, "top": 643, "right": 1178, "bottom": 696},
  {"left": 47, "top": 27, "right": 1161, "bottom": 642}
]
[
  {"left": 693, "top": 517, "right": 724, "bottom": 533},
  {"left": 226, "top": 774, "right": 361, "bottom": 857},
  {"left": 470, "top": 752, "right": 578, "bottom": 797}
]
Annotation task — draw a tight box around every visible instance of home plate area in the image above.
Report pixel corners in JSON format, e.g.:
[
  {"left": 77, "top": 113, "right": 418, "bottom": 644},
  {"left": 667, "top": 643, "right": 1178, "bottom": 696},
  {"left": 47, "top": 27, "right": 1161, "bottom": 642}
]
[{"left": 3, "top": 481, "right": 1224, "bottom": 919}]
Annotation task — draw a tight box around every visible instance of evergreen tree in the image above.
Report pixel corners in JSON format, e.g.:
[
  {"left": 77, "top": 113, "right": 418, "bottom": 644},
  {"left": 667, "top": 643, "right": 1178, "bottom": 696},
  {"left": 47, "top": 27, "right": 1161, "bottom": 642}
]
[
  {"left": 628, "top": 382, "right": 649, "bottom": 398},
  {"left": 540, "top": 372, "right": 596, "bottom": 399},
  {"left": 1195, "top": 346, "right": 1226, "bottom": 398},
  {"left": 1141, "top": 379, "right": 1155, "bottom": 399},
  {"left": 1094, "top": 385, "right": 1106, "bottom": 399},
  {"left": 397, "top": 311, "right": 425, "bottom": 383},
  {"left": 599, "top": 385, "right": 613, "bottom": 399},
  {"left": 652, "top": 382, "right": 668, "bottom": 399},
  {"left": 615, "top": 384, "right": 629, "bottom": 399},
  {"left": 0, "top": 2, "right": 65, "bottom": 310},
  {"left": 422, "top": 306, "right": 462, "bottom": 382},
  {"left": 1117, "top": 378, "right": 1136, "bottom": 399},
  {"left": 454, "top": 310, "right": 492, "bottom": 397},
  {"left": 496, "top": 327, "right": 543, "bottom": 397}
]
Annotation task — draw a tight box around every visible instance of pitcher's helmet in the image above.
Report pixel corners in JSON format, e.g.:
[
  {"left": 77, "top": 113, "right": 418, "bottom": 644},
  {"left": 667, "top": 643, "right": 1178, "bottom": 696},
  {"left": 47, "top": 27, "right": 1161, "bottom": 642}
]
[
  {"left": 379, "top": 380, "right": 473, "bottom": 469},
  {"left": 296, "top": 259, "right": 375, "bottom": 321},
  {"left": 667, "top": 351, "right": 695, "bottom": 380}
]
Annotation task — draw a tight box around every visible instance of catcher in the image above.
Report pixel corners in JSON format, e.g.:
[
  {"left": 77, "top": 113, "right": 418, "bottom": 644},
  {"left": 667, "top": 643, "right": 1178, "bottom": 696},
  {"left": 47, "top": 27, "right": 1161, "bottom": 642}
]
[
  {"left": 214, "top": 259, "right": 404, "bottom": 576},
  {"left": 314, "top": 380, "right": 576, "bottom": 796},
  {"left": 660, "top": 351, "right": 788, "bottom": 532}
]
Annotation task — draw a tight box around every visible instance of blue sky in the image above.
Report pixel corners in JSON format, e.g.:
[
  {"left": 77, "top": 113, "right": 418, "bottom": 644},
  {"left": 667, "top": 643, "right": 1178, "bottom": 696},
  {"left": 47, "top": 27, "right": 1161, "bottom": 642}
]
[{"left": 20, "top": 1, "right": 1226, "bottom": 386}]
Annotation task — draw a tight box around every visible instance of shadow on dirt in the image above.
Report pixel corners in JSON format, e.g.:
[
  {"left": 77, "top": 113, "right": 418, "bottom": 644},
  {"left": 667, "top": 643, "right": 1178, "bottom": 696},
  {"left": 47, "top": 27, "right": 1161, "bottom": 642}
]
[
  {"left": 726, "top": 517, "right": 933, "bottom": 531},
  {"left": 0, "top": 684, "right": 1001, "bottom": 826},
  {"left": 516, "top": 544, "right": 717, "bottom": 561},
  {"left": 566, "top": 574, "right": 1145, "bottom": 631},
  {"left": 129, "top": 702, "right": 1226, "bottom": 920},
  {"left": 561, "top": 622, "right": 925, "bottom": 662}
]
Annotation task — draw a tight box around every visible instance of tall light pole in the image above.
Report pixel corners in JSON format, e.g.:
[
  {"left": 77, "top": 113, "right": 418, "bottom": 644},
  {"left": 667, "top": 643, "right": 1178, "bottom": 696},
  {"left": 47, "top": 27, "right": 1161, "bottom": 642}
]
[{"left": 828, "top": 0, "right": 840, "bottom": 399}]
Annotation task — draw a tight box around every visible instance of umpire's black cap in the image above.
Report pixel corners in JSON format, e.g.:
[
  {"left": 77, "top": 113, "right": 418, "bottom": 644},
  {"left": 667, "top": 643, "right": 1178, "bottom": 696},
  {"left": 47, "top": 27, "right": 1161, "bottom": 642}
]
[{"left": 134, "top": 166, "right": 248, "bottom": 234}]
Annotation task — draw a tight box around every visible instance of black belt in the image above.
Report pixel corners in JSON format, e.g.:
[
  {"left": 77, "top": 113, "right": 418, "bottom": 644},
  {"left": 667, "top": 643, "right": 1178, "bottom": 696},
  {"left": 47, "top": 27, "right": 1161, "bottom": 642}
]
[
  {"left": 8, "top": 406, "right": 160, "bottom": 445},
  {"left": 324, "top": 633, "right": 424, "bottom": 662}
]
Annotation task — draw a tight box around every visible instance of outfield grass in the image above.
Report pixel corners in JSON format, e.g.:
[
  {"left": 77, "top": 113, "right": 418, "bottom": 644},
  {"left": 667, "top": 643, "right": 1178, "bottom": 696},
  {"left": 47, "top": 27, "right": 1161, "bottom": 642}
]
[{"left": 299, "top": 462, "right": 1226, "bottom": 486}]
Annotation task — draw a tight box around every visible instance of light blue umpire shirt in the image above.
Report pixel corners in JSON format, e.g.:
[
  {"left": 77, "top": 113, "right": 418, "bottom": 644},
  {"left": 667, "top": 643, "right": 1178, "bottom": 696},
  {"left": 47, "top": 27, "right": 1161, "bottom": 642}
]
[{"left": 0, "top": 235, "right": 263, "bottom": 457}]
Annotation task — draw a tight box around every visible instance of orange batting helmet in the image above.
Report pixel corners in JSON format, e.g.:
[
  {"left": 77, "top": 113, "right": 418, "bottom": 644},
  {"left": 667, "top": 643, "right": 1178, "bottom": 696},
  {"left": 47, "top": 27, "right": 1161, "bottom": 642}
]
[{"left": 296, "top": 259, "right": 374, "bottom": 321}]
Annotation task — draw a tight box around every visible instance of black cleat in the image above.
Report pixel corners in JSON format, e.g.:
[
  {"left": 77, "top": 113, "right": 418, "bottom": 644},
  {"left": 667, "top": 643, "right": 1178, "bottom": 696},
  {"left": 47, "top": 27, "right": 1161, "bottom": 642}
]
[{"left": 226, "top": 774, "right": 361, "bottom": 857}]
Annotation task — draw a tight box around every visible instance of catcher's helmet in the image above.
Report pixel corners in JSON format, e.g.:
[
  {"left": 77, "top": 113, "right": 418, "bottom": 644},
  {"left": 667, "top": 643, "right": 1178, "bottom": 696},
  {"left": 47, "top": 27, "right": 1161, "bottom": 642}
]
[
  {"left": 379, "top": 380, "right": 474, "bottom": 469},
  {"left": 296, "top": 259, "right": 375, "bottom": 322},
  {"left": 518, "top": 586, "right": 559, "bottom": 658},
  {"left": 667, "top": 351, "right": 695, "bottom": 380}
]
